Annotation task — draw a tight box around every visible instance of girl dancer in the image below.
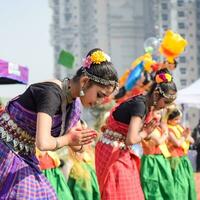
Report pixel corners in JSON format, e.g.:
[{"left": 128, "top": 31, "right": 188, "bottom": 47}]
[
  {"left": 0, "top": 48, "right": 118, "bottom": 199},
  {"left": 95, "top": 71, "right": 177, "bottom": 199}
]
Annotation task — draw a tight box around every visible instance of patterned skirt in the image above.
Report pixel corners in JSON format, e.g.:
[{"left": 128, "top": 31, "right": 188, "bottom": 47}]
[
  {"left": 95, "top": 141, "right": 144, "bottom": 200},
  {"left": 0, "top": 140, "right": 57, "bottom": 200}
]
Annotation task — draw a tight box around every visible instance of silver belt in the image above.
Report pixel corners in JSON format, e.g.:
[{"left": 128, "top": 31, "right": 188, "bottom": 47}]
[
  {"left": 0, "top": 112, "right": 35, "bottom": 154},
  {"left": 99, "top": 129, "right": 128, "bottom": 150}
]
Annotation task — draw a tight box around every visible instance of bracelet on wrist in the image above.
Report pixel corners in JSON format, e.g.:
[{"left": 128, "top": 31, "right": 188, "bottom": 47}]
[
  {"left": 54, "top": 138, "right": 60, "bottom": 151},
  {"left": 74, "top": 145, "right": 84, "bottom": 153}
]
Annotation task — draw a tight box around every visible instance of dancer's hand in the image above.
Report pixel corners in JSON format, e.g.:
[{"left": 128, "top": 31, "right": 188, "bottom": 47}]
[
  {"left": 66, "top": 128, "right": 97, "bottom": 146},
  {"left": 143, "top": 119, "right": 157, "bottom": 135},
  {"left": 182, "top": 127, "right": 191, "bottom": 138},
  {"left": 160, "top": 121, "right": 168, "bottom": 134}
]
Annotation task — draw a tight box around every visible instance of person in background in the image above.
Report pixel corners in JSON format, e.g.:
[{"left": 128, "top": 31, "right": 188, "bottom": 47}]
[
  {"left": 36, "top": 149, "right": 73, "bottom": 200},
  {"left": 67, "top": 120, "right": 100, "bottom": 200},
  {"left": 140, "top": 109, "right": 175, "bottom": 200},
  {"left": 166, "top": 106, "right": 197, "bottom": 200}
]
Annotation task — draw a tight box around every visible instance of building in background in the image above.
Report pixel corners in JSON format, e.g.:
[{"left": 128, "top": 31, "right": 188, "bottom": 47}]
[
  {"left": 49, "top": 0, "right": 156, "bottom": 78},
  {"left": 107, "top": 0, "right": 155, "bottom": 75},
  {"left": 49, "top": 0, "right": 109, "bottom": 79},
  {"left": 197, "top": 0, "right": 200, "bottom": 77},
  {"left": 49, "top": 0, "right": 200, "bottom": 128},
  {"left": 49, "top": 0, "right": 156, "bottom": 125},
  {"left": 153, "top": 0, "right": 200, "bottom": 128}
]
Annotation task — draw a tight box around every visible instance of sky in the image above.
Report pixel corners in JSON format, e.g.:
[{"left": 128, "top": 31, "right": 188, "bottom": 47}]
[{"left": 0, "top": 1, "right": 54, "bottom": 99}]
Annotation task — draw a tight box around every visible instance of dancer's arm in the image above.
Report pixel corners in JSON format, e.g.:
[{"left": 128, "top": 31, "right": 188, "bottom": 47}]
[
  {"left": 36, "top": 112, "right": 96, "bottom": 151},
  {"left": 126, "top": 116, "right": 156, "bottom": 145},
  {"left": 168, "top": 131, "right": 185, "bottom": 147},
  {"left": 126, "top": 116, "right": 144, "bottom": 145},
  {"left": 150, "top": 131, "right": 168, "bottom": 145},
  {"left": 186, "top": 135, "right": 194, "bottom": 144}
]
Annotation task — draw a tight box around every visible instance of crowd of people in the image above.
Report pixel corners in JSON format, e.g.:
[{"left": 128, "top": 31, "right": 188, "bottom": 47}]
[{"left": 0, "top": 47, "right": 198, "bottom": 199}]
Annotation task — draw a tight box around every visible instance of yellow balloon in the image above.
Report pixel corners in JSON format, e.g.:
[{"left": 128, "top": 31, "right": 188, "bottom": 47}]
[{"left": 159, "top": 30, "right": 188, "bottom": 62}]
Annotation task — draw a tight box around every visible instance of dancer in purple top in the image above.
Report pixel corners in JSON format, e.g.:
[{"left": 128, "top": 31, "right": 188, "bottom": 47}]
[{"left": 0, "top": 48, "right": 118, "bottom": 199}]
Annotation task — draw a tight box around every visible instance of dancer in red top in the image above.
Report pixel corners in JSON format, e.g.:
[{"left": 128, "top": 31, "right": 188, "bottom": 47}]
[{"left": 95, "top": 70, "right": 177, "bottom": 200}]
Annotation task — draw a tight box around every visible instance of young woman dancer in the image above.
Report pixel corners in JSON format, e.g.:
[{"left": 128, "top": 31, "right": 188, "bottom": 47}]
[
  {"left": 0, "top": 48, "right": 118, "bottom": 199},
  {"left": 95, "top": 71, "right": 177, "bottom": 199}
]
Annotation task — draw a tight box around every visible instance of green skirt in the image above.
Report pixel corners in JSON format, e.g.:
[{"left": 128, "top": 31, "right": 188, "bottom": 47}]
[
  {"left": 43, "top": 167, "right": 73, "bottom": 200},
  {"left": 169, "top": 156, "right": 197, "bottom": 200},
  {"left": 68, "top": 163, "right": 100, "bottom": 200},
  {"left": 140, "top": 154, "right": 175, "bottom": 200}
]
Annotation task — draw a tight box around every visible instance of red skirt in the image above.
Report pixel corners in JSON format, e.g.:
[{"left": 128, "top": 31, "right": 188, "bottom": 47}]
[{"left": 95, "top": 141, "right": 144, "bottom": 200}]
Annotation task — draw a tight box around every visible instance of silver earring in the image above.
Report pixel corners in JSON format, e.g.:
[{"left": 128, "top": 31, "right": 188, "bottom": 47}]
[{"left": 80, "top": 89, "right": 85, "bottom": 97}]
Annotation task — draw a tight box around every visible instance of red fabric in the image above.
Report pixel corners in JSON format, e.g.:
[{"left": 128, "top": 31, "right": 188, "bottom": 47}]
[
  {"left": 0, "top": 107, "right": 4, "bottom": 115},
  {"left": 106, "top": 107, "right": 129, "bottom": 136},
  {"left": 38, "top": 154, "right": 57, "bottom": 170},
  {"left": 95, "top": 109, "right": 144, "bottom": 200},
  {"left": 168, "top": 144, "right": 185, "bottom": 157},
  {"left": 116, "top": 89, "right": 143, "bottom": 105}
]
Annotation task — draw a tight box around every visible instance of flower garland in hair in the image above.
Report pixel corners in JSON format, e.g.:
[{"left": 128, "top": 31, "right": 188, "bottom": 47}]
[
  {"left": 82, "top": 50, "right": 111, "bottom": 68},
  {"left": 155, "top": 73, "right": 176, "bottom": 100},
  {"left": 155, "top": 73, "right": 172, "bottom": 84}
]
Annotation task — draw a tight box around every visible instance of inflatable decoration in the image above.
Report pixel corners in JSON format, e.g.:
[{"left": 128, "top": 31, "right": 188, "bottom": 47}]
[{"left": 159, "top": 30, "right": 188, "bottom": 63}]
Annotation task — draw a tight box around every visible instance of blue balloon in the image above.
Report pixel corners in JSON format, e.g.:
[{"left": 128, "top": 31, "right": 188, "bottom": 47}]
[{"left": 125, "top": 62, "right": 144, "bottom": 91}]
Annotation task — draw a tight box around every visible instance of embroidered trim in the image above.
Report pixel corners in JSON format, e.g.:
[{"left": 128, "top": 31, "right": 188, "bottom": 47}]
[{"left": 0, "top": 112, "right": 35, "bottom": 154}]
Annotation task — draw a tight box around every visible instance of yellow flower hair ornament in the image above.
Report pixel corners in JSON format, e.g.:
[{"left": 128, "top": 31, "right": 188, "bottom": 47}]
[
  {"left": 82, "top": 50, "right": 111, "bottom": 68},
  {"left": 155, "top": 73, "right": 172, "bottom": 84}
]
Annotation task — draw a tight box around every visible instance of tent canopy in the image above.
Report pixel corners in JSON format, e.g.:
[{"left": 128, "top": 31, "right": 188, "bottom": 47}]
[
  {"left": 0, "top": 59, "right": 29, "bottom": 84},
  {"left": 176, "top": 79, "right": 200, "bottom": 107}
]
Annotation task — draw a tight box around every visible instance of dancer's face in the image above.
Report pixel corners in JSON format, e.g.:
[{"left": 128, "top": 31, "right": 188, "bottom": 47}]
[
  {"left": 80, "top": 84, "right": 114, "bottom": 108},
  {"left": 155, "top": 98, "right": 173, "bottom": 110},
  {"left": 152, "top": 110, "right": 162, "bottom": 124},
  {"left": 153, "top": 90, "right": 176, "bottom": 110},
  {"left": 168, "top": 116, "right": 181, "bottom": 126}
]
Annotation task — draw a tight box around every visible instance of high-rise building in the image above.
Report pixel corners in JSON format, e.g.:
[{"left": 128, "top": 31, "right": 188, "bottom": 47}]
[
  {"left": 49, "top": 0, "right": 109, "bottom": 80},
  {"left": 49, "top": 0, "right": 157, "bottom": 125},
  {"left": 196, "top": 0, "right": 200, "bottom": 77},
  {"left": 108, "top": 0, "right": 156, "bottom": 75},
  {"left": 49, "top": 0, "right": 156, "bottom": 78}
]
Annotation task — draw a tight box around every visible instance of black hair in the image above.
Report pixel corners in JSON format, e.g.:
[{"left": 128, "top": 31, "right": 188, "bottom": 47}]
[
  {"left": 73, "top": 48, "right": 118, "bottom": 88},
  {"left": 148, "top": 69, "right": 177, "bottom": 97},
  {"left": 173, "top": 59, "right": 178, "bottom": 68},
  {"left": 80, "top": 119, "right": 87, "bottom": 128},
  {"left": 59, "top": 159, "right": 65, "bottom": 168},
  {"left": 163, "top": 59, "right": 178, "bottom": 69},
  {"left": 143, "top": 71, "right": 153, "bottom": 85},
  {"left": 168, "top": 108, "right": 181, "bottom": 121}
]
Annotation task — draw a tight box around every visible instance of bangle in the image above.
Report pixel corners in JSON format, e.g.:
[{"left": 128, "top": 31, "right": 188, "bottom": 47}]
[
  {"left": 74, "top": 145, "right": 83, "bottom": 152},
  {"left": 54, "top": 138, "right": 60, "bottom": 150},
  {"left": 163, "top": 132, "right": 168, "bottom": 136}
]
